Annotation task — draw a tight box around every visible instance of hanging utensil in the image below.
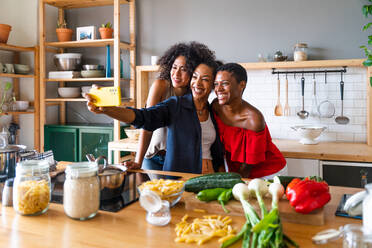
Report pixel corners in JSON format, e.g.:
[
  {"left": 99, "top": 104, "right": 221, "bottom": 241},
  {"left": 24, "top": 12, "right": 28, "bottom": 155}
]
[
  {"left": 335, "top": 72, "right": 350, "bottom": 125},
  {"left": 274, "top": 74, "right": 283, "bottom": 116},
  {"left": 297, "top": 76, "right": 309, "bottom": 119},
  {"left": 317, "top": 70, "right": 335, "bottom": 118},
  {"left": 284, "top": 73, "right": 290, "bottom": 116},
  {"left": 310, "top": 74, "right": 318, "bottom": 117}
]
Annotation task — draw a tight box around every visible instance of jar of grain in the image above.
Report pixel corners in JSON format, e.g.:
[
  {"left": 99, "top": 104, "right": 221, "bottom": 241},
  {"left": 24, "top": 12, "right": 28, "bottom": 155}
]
[
  {"left": 13, "top": 160, "right": 51, "bottom": 216},
  {"left": 63, "top": 162, "right": 100, "bottom": 220},
  {"left": 294, "top": 43, "right": 308, "bottom": 61}
]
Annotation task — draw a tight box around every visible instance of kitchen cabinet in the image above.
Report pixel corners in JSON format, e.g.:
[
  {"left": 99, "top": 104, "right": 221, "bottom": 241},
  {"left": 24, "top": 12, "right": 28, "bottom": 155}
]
[
  {"left": 285, "top": 158, "right": 320, "bottom": 177},
  {"left": 44, "top": 124, "right": 128, "bottom": 162},
  {"left": 39, "top": 0, "right": 136, "bottom": 164},
  {"left": 0, "top": 43, "right": 40, "bottom": 150}
]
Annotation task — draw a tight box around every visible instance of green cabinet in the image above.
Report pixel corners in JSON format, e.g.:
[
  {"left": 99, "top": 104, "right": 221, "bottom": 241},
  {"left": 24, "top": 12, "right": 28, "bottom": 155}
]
[{"left": 45, "top": 124, "right": 128, "bottom": 162}]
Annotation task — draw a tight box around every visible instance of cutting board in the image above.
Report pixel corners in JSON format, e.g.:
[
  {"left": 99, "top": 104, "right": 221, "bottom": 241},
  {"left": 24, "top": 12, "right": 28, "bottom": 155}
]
[{"left": 183, "top": 192, "right": 324, "bottom": 226}]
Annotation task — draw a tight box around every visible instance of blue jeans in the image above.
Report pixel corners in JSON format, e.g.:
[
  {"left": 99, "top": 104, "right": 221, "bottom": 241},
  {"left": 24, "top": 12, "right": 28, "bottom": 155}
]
[{"left": 141, "top": 154, "right": 165, "bottom": 171}]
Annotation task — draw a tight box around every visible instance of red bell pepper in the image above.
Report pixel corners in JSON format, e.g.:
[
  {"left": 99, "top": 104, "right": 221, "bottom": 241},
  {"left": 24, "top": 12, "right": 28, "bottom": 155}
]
[{"left": 285, "top": 177, "right": 331, "bottom": 214}]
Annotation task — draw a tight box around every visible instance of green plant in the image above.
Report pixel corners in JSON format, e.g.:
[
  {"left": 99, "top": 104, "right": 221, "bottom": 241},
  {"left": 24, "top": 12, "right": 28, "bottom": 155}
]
[
  {"left": 101, "top": 22, "right": 112, "bottom": 29},
  {"left": 0, "top": 82, "right": 12, "bottom": 113},
  {"left": 57, "top": 19, "right": 67, "bottom": 29},
  {"left": 360, "top": 0, "right": 372, "bottom": 86}
]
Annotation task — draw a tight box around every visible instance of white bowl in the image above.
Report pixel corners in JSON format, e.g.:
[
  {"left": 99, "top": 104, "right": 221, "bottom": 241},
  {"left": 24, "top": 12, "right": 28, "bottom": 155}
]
[
  {"left": 125, "top": 128, "right": 140, "bottom": 140},
  {"left": 58, "top": 87, "right": 81, "bottom": 98},
  {"left": 291, "top": 125, "right": 327, "bottom": 145},
  {"left": 15, "top": 101, "right": 29, "bottom": 111}
]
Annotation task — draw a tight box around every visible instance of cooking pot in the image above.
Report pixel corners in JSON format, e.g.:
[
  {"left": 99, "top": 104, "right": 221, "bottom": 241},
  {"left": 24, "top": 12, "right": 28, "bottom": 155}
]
[
  {"left": 86, "top": 154, "right": 127, "bottom": 200},
  {"left": 0, "top": 145, "right": 26, "bottom": 178}
]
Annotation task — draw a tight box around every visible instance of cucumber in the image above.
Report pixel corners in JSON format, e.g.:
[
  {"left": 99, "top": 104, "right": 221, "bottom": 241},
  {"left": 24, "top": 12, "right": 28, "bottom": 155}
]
[{"left": 185, "top": 172, "right": 244, "bottom": 193}]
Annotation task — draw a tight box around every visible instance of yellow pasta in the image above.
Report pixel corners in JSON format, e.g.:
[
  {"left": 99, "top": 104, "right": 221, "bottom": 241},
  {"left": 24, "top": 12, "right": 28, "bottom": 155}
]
[
  {"left": 174, "top": 215, "right": 236, "bottom": 245},
  {"left": 15, "top": 180, "right": 50, "bottom": 215},
  {"left": 138, "top": 179, "right": 184, "bottom": 201}
]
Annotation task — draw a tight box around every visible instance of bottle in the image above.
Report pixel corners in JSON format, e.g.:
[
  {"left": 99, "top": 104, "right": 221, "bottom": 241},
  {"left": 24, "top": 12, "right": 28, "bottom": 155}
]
[
  {"left": 294, "top": 43, "right": 308, "bottom": 61},
  {"left": 363, "top": 183, "right": 372, "bottom": 234},
  {"left": 63, "top": 162, "right": 100, "bottom": 220},
  {"left": 120, "top": 51, "right": 124, "bottom": 78},
  {"left": 0, "top": 127, "right": 8, "bottom": 148},
  {"left": 13, "top": 160, "right": 51, "bottom": 216}
]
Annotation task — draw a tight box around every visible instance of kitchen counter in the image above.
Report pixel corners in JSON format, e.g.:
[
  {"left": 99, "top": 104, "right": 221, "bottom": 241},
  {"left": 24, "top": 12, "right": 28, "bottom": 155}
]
[
  {"left": 273, "top": 139, "right": 372, "bottom": 162},
  {"left": 0, "top": 170, "right": 362, "bottom": 248}
]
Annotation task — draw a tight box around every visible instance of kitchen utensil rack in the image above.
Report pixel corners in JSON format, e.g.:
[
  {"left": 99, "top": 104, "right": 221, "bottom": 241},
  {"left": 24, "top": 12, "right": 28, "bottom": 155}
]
[
  {"left": 271, "top": 67, "right": 347, "bottom": 77},
  {"left": 39, "top": 0, "right": 136, "bottom": 163}
]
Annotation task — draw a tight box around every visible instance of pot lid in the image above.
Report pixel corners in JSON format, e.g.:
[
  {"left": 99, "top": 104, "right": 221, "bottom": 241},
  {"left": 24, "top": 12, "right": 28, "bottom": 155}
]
[{"left": 0, "top": 144, "right": 26, "bottom": 153}]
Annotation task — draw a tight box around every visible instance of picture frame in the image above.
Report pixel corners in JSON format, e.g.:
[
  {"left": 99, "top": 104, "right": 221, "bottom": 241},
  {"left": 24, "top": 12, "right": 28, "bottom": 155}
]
[{"left": 76, "top": 26, "right": 96, "bottom": 41}]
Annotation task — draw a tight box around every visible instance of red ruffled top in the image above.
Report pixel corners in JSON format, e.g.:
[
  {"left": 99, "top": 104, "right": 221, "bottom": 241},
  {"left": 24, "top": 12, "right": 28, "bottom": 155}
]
[{"left": 214, "top": 113, "right": 286, "bottom": 178}]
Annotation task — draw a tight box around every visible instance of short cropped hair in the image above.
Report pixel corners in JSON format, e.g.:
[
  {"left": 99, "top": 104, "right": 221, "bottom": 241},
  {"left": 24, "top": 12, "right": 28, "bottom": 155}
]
[{"left": 216, "top": 63, "right": 247, "bottom": 83}]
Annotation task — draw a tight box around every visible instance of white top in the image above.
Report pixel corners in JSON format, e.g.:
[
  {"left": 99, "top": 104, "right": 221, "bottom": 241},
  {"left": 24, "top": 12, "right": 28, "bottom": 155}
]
[
  {"left": 200, "top": 113, "right": 216, "bottom": 160},
  {"left": 145, "top": 83, "right": 175, "bottom": 159}
]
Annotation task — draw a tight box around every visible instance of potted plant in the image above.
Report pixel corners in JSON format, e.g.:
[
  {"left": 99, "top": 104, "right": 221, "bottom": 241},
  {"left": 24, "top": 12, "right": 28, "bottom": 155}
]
[
  {"left": 0, "top": 24, "right": 12, "bottom": 44},
  {"left": 56, "top": 19, "right": 73, "bottom": 42},
  {"left": 360, "top": 0, "right": 372, "bottom": 86},
  {"left": 99, "top": 22, "right": 113, "bottom": 39}
]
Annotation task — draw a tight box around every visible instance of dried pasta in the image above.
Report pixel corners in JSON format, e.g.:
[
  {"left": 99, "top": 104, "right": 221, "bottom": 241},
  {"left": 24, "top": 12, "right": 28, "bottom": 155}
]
[
  {"left": 15, "top": 180, "right": 50, "bottom": 215},
  {"left": 174, "top": 215, "right": 236, "bottom": 245},
  {"left": 138, "top": 179, "right": 184, "bottom": 201}
]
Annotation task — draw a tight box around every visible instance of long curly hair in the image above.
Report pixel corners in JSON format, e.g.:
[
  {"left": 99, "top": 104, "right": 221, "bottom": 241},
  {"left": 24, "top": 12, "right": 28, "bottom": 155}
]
[{"left": 157, "top": 41, "right": 217, "bottom": 83}]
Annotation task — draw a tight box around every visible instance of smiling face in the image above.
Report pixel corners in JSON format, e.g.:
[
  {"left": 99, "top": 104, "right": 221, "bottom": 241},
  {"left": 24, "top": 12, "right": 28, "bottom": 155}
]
[
  {"left": 170, "top": 56, "right": 191, "bottom": 89},
  {"left": 214, "top": 71, "right": 245, "bottom": 105},
  {"left": 190, "top": 64, "right": 214, "bottom": 101}
]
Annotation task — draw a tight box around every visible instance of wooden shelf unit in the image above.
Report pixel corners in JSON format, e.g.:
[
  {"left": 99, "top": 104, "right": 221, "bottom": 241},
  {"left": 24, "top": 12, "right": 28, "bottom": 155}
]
[
  {"left": 39, "top": 0, "right": 136, "bottom": 163},
  {"left": 0, "top": 44, "right": 40, "bottom": 150},
  {"left": 136, "top": 59, "right": 372, "bottom": 146}
]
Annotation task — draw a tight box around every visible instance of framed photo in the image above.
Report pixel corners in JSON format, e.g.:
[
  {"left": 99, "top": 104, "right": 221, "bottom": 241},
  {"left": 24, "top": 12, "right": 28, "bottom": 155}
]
[{"left": 76, "top": 26, "right": 96, "bottom": 41}]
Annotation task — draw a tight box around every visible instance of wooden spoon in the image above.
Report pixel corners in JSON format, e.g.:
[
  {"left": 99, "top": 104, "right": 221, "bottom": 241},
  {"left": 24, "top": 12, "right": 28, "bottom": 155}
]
[{"left": 274, "top": 76, "right": 283, "bottom": 116}]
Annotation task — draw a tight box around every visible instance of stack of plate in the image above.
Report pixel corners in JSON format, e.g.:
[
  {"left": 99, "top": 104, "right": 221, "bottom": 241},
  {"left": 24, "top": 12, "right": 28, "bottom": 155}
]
[{"left": 81, "top": 65, "right": 105, "bottom": 78}]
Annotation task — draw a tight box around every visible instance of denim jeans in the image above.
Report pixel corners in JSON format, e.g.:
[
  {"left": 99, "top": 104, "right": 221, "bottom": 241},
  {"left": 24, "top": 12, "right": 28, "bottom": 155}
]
[{"left": 142, "top": 154, "right": 165, "bottom": 180}]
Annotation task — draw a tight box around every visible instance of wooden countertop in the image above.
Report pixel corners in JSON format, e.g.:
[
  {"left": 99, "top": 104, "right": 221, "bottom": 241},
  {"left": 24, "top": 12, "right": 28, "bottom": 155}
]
[
  {"left": 273, "top": 139, "right": 372, "bottom": 162},
  {"left": 0, "top": 170, "right": 362, "bottom": 248}
]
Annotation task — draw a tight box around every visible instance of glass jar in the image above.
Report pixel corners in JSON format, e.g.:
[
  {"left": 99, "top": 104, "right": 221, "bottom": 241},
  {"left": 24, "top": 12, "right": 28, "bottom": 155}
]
[
  {"left": 343, "top": 224, "right": 372, "bottom": 248},
  {"left": 294, "top": 43, "right": 308, "bottom": 61},
  {"left": 13, "top": 160, "right": 51, "bottom": 216},
  {"left": 63, "top": 162, "right": 100, "bottom": 220},
  {"left": 363, "top": 183, "right": 372, "bottom": 234},
  {"left": 139, "top": 189, "right": 171, "bottom": 226}
]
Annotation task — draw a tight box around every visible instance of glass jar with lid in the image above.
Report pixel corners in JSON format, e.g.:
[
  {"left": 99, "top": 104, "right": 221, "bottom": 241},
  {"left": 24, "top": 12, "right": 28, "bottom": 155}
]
[
  {"left": 294, "top": 43, "right": 308, "bottom": 61},
  {"left": 13, "top": 160, "right": 51, "bottom": 216},
  {"left": 363, "top": 183, "right": 372, "bottom": 234},
  {"left": 63, "top": 162, "right": 100, "bottom": 220}
]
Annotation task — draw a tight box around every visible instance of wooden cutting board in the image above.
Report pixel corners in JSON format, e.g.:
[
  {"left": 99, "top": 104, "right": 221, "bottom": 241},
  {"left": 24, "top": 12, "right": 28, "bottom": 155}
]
[{"left": 183, "top": 192, "right": 324, "bottom": 226}]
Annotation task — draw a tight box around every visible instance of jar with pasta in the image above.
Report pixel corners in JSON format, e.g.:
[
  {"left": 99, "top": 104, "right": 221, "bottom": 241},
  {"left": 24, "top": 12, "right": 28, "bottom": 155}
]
[
  {"left": 13, "top": 160, "right": 51, "bottom": 216},
  {"left": 63, "top": 162, "right": 100, "bottom": 220}
]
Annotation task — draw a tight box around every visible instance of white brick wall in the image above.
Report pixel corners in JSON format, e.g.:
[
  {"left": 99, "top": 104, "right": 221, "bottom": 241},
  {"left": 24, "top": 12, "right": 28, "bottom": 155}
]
[{"left": 148, "top": 67, "right": 368, "bottom": 143}]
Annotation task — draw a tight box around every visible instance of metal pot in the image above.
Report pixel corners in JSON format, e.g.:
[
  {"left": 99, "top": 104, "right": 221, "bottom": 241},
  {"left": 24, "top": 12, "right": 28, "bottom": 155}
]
[
  {"left": 0, "top": 145, "right": 26, "bottom": 178},
  {"left": 86, "top": 154, "right": 127, "bottom": 200}
]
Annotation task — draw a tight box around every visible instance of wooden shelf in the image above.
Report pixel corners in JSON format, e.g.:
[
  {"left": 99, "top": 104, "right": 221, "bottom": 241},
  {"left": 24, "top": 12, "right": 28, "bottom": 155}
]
[
  {"left": 0, "top": 43, "right": 35, "bottom": 52},
  {"left": 43, "top": 0, "right": 129, "bottom": 9},
  {"left": 0, "top": 110, "right": 35, "bottom": 115},
  {"left": 45, "top": 97, "right": 133, "bottom": 103},
  {"left": 45, "top": 77, "right": 130, "bottom": 82},
  {"left": 0, "top": 73, "right": 35, "bottom": 78},
  {"left": 46, "top": 39, "right": 132, "bottom": 50}
]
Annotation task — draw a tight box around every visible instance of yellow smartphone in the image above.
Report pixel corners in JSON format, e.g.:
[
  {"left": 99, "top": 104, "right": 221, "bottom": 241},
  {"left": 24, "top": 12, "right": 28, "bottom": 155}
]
[{"left": 89, "top": 86, "right": 121, "bottom": 107}]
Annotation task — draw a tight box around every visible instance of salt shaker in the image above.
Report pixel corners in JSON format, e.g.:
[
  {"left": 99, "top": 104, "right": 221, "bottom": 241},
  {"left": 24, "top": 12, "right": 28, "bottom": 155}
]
[{"left": 2, "top": 178, "right": 14, "bottom": 207}]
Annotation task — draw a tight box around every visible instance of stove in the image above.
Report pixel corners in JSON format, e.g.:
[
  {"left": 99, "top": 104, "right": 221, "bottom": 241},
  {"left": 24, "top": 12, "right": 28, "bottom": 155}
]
[{"left": 51, "top": 171, "right": 180, "bottom": 212}]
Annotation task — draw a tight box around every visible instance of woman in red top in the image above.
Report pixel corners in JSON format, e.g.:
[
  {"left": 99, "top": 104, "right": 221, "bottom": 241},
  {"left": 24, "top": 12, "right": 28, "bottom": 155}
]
[{"left": 212, "top": 63, "right": 287, "bottom": 178}]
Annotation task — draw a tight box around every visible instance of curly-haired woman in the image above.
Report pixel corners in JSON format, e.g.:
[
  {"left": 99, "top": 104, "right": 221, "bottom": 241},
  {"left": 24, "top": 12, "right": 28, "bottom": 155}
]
[
  {"left": 85, "top": 51, "right": 224, "bottom": 174},
  {"left": 126, "top": 42, "right": 216, "bottom": 171}
]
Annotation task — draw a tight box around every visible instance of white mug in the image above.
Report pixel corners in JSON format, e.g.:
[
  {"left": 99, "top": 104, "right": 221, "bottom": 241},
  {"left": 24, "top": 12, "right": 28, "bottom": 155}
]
[
  {"left": 151, "top": 56, "right": 159, "bottom": 66},
  {"left": 5, "top": 64, "right": 14, "bottom": 74}
]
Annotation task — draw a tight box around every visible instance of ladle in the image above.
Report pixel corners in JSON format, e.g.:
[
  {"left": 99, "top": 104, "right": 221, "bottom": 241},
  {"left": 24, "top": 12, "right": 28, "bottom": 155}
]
[
  {"left": 297, "top": 76, "right": 309, "bottom": 119},
  {"left": 274, "top": 74, "right": 283, "bottom": 116},
  {"left": 335, "top": 72, "right": 349, "bottom": 125}
]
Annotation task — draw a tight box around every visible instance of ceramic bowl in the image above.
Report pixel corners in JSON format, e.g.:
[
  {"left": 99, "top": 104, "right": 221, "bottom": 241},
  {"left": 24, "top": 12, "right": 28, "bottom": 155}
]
[
  {"left": 54, "top": 53, "right": 82, "bottom": 71},
  {"left": 82, "top": 65, "right": 104, "bottom": 71},
  {"left": 291, "top": 125, "right": 327, "bottom": 145},
  {"left": 81, "top": 70, "right": 105, "bottom": 78},
  {"left": 14, "top": 101, "right": 29, "bottom": 111},
  {"left": 124, "top": 128, "right": 140, "bottom": 140},
  {"left": 58, "top": 87, "right": 81, "bottom": 98},
  {"left": 14, "top": 64, "right": 30, "bottom": 74}
]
